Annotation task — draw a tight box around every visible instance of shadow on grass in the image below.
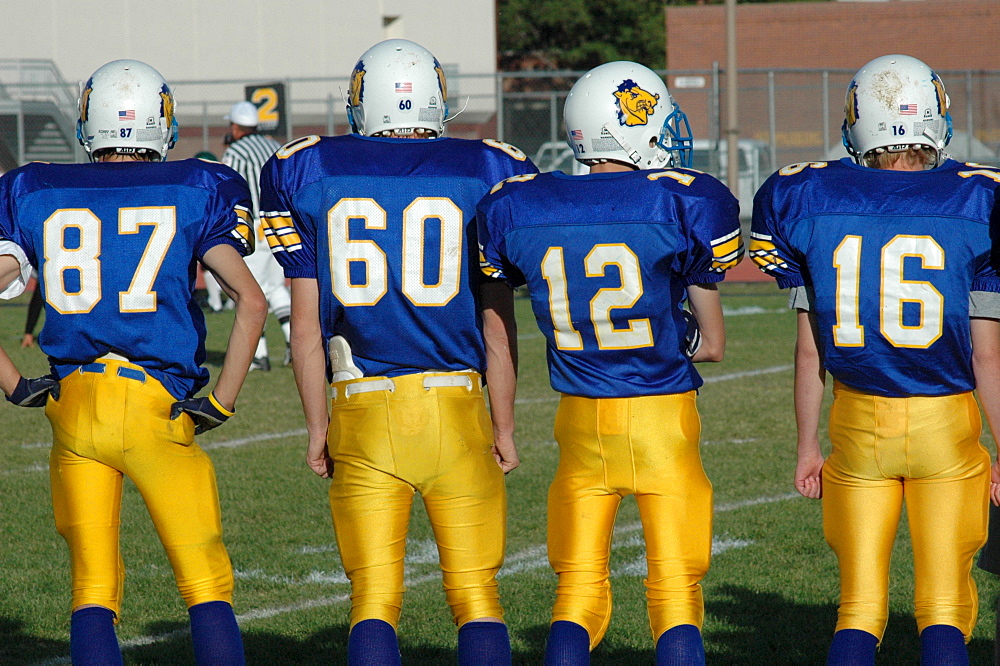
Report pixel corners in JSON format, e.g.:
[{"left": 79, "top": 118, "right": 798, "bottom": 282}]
[
  {"left": 0, "top": 617, "right": 67, "bottom": 663},
  {"left": 15, "top": 588, "right": 996, "bottom": 664},
  {"left": 706, "top": 584, "right": 994, "bottom": 664},
  {"left": 516, "top": 622, "right": 653, "bottom": 664}
]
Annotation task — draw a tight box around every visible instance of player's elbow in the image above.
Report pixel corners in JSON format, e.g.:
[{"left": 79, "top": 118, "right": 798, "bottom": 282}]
[{"left": 693, "top": 340, "right": 725, "bottom": 363}]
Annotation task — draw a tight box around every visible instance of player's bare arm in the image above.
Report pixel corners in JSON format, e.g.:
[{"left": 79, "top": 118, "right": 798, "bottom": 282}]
[
  {"left": 289, "top": 278, "right": 333, "bottom": 478},
  {"left": 480, "top": 280, "right": 519, "bottom": 473},
  {"left": 793, "top": 309, "right": 825, "bottom": 499},
  {"left": 0, "top": 252, "right": 59, "bottom": 406},
  {"left": 0, "top": 252, "right": 22, "bottom": 296},
  {"left": 971, "top": 317, "right": 1000, "bottom": 506},
  {"left": 201, "top": 243, "right": 267, "bottom": 410},
  {"left": 686, "top": 283, "right": 725, "bottom": 362},
  {"left": 0, "top": 253, "right": 23, "bottom": 393}
]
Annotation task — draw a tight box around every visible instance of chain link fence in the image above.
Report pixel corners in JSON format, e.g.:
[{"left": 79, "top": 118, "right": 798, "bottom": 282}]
[{"left": 3, "top": 61, "right": 998, "bottom": 202}]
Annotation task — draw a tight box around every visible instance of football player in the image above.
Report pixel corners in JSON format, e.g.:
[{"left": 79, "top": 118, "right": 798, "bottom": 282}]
[
  {"left": 221, "top": 101, "right": 291, "bottom": 370},
  {"left": 750, "top": 54, "right": 1000, "bottom": 664},
  {"left": 0, "top": 59, "right": 267, "bottom": 665},
  {"left": 477, "top": 61, "right": 741, "bottom": 665},
  {"left": 259, "top": 40, "right": 537, "bottom": 664}
]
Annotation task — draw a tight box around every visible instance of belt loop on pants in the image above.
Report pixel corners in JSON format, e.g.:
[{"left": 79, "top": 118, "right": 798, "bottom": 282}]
[
  {"left": 340, "top": 378, "right": 395, "bottom": 399},
  {"left": 78, "top": 354, "right": 147, "bottom": 383},
  {"left": 421, "top": 375, "right": 473, "bottom": 390},
  {"left": 331, "top": 372, "right": 478, "bottom": 400}
]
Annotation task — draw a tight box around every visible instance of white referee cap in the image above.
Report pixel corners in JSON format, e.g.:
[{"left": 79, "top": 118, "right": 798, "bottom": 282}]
[{"left": 225, "top": 101, "right": 259, "bottom": 127}]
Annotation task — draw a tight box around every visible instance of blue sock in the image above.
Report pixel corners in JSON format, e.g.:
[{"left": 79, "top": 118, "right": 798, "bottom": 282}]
[
  {"left": 920, "top": 625, "right": 968, "bottom": 665},
  {"left": 70, "top": 606, "right": 123, "bottom": 666},
  {"left": 458, "top": 621, "right": 512, "bottom": 665},
  {"left": 545, "top": 620, "right": 590, "bottom": 665},
  {"left": 656, "top": 624, "right": 705, "bottom": 666},
  {"left": 827, "top": 629, "right": 878, "bottom": 665},
  {"left": 188, "top": 600, "right": 245, "bottom": 665},
  {"left": 348, "top": 619, "right": 401, "bottom": 666}
]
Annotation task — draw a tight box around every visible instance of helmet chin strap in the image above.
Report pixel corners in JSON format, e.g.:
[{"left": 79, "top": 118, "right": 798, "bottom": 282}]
[
  {"left": 443, "top": 96, "right": 468, "bottom": 124},
  {"left": 601, "top": 123, "right": 642, "bottom": 166}
]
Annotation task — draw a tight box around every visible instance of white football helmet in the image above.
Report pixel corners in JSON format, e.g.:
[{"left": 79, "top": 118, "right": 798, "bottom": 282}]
[
  {"left": 564, "top": 61, "right": 692, "bottom": 169},
  {"left": 347, "top": 39, "right": 448, "bottom": 137},
  {"left": 77, "top": 59, "right": 178, "bottom": 162},
  {"left": 842, "top": 54, "right": 952, "bottom": 167}
]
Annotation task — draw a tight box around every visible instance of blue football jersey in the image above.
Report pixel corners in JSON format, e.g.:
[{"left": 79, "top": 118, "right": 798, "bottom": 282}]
[
  {"left": 0, "top": 160, "right": 254, "bottom": 399},
  {"left": 259, "top": 134, "right": 538, "bottom": 377},
  {"left": 751, "top": 158, "right": 1000, "bottom": 397},
  {"left": 477, "top": 168, "right": 742, "bottom": 398}
]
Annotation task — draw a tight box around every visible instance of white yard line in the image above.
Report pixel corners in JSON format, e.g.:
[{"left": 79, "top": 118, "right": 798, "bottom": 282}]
[
  {"left": 201, "top": 429, "right": 307, "bottom": 450},
  {"left": 8, "top": 365, "right": 794, "bottom": 475},
  {"left": 515, "top": 364, "right": 793, "bottom": 405},
  {"left": 85, "top": 493, "right": 795, "bottom": 657},
  {"left": 517, "top": 306, "right": 788, "bottom": 344},
  {"left": 6, "top": 429, "right": 308, "bottom": 475}
]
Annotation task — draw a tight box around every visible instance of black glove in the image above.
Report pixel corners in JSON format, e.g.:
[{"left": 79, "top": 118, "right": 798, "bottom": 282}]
[
  {"left": 170, "top": 392, "right": 234, "bottom": 435},
  {"left": 682, "top": 309, "right": 702, "bottom": 358},
  {"left": 7, "top": 374, "right": 60, "bottom": 407}
]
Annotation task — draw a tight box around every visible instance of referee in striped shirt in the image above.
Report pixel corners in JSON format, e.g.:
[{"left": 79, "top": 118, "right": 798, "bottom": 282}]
[{"left": 222, "top": 101, "right": 292, "bottom": 371}]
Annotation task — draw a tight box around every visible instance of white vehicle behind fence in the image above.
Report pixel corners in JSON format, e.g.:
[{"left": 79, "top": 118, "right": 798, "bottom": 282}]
[
  {"left": 690, "top": 139, "right": 772, "bottom": 221},
  {"left": 532, "top": 138, "right": 772, "bottom": 220}
]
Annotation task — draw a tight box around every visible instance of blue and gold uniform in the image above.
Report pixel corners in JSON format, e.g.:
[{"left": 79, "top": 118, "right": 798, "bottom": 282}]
[
  {"left": 751, "top": 157, "right": 1000, "bottom": 640},
  {"left": 477, "top": 167, "right": 741, "bottom": 646},
  {"left": 0, "top": 159, "right": 253, "bottom": 615},
  {"left": 259, "top": 134, "right": 537, "bottom": 629}
]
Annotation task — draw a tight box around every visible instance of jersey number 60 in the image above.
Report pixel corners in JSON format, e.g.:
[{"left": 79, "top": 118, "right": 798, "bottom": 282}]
[{"left": 328, "top": 197, "right": 462, "bottom": 307}]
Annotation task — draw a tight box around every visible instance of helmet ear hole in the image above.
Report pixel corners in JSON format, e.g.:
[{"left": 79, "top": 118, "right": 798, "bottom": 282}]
[{"left": 563, "top": 61, "right": 693, "bottom": 170}]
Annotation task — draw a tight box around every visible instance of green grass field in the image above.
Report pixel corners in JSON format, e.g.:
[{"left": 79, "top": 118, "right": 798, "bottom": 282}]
[{"left": 2, "top": 281, "right": 998, "bottom": 664}]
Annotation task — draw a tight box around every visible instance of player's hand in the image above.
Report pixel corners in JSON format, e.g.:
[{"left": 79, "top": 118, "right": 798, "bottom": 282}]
[
  {"left": 21, "top": 333, "right": 34, "bottom": 348},
  {"left": 492, "top": 433, "right": 520, "bottom": 474},
  {"left": 307, "top": 434, "right": 333, "bottom": 479},
  {"left": 6, "top": 374, "right": 60, "bottom": 407},
  {"left": 682, "top": 309, "right": 702, "bottom": 358},
  {"left": 170, "top": 392, "right": 233, "bottom": 435},
  {"left": 794, "top": 447, "right": 825, "bottom": 499},
  {"left": 991, "top": 459, "right": 1000, "bottom": 507}
]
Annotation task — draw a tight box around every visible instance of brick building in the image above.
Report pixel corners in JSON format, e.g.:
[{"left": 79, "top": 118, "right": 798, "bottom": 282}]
[{"left": 663, "top": 0, "right": 1000, "bottom": 162}]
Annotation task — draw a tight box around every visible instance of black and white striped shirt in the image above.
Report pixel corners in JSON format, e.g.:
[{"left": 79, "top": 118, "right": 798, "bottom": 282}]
[{"left": 222, "top": 132, "right": 282, "bottom": 218}]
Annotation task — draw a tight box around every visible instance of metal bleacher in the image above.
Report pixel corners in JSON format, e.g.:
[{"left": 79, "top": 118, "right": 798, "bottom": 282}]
[{"left": 0, "top": 59, "right": 81, "bottom": 172}]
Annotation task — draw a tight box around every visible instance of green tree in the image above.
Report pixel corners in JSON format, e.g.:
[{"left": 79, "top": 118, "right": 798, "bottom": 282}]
[
  {"left": 498, "top": 0, "right": 667, "bottom": 70},
  {"left": 497, "top": 0, "right": 820, "bottom": 71}
]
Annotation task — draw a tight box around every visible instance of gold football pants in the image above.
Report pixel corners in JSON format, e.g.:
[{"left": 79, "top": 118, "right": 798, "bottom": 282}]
[
  {"left": 824, "top": 382, "right": 990, "bottom": 640},
  {"left": 327, "top": 371, "right": 506, "bottom": 629},
  {"left": 46, "top": 358, "right": 235, "bottom": 616},
  {"left": 548, "top": 391, "right": 711, "bottom": 648}
]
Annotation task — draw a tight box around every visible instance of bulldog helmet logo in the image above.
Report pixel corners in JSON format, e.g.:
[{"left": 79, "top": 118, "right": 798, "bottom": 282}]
[{"left": 614, "top": 79, "right": 659, "bottom": 127}]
